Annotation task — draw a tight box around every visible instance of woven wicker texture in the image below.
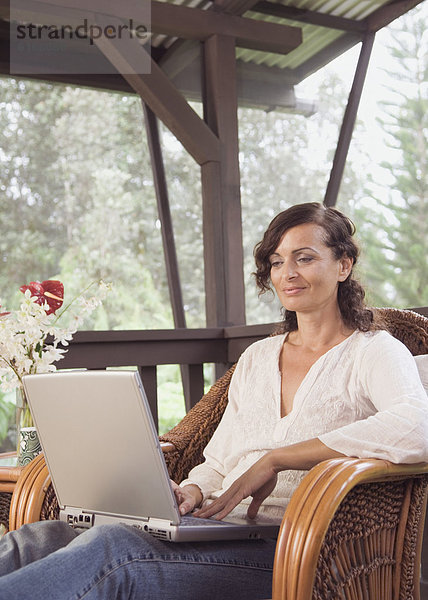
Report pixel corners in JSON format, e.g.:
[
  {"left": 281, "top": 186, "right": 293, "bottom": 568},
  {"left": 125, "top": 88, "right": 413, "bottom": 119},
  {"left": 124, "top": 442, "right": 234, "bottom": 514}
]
[
  {"left": 375, "top": 308, "right": 428, "bottom": 356},
  {"left": 312, "top": 475, "right": 428, "bottom": 600},
  {"left": 40, "top": 483, "right": 59, "bottom": 522},
  {"left": 399, "top": 477, "right": 428, "bottom": 600},
  {"left": 0, "top": 493, "right": 12, "bottom": 531},
  {"left": 159, "top": 365, "right": 236, "bottom": 482}
]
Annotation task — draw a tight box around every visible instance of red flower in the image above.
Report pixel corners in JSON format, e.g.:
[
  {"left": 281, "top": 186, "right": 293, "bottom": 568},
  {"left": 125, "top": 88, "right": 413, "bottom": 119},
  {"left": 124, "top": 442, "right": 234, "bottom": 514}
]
[
  {"left": 0, "top": 307, "right": 10, "bottom": 317},
  {"left": 20, "top": 280, "right": 64, "bottom": 315}
]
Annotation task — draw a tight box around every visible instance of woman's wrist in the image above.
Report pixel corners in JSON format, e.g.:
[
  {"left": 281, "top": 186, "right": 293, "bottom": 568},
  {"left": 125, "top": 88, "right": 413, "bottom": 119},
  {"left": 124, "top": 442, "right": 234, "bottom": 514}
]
[{"left": 267, "top": 448, "right": 288, "bottom": 474}]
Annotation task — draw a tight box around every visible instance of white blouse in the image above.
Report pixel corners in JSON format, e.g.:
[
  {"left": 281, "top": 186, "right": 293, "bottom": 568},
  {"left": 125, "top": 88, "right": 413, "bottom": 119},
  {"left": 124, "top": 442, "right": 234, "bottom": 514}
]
[{"left": 181, "top": 330, "right": 428, "bottom": 520}]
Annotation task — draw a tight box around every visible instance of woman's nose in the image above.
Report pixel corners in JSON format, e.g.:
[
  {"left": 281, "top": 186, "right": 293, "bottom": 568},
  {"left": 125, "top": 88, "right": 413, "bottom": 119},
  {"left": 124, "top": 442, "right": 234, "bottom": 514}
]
[{"left": 281, "top": 260, "right": 297, "bottom": 280}]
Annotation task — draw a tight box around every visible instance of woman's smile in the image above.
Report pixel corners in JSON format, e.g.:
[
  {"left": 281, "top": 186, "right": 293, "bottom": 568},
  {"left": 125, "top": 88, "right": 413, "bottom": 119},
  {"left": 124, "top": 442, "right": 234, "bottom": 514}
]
[{"left": 282, "top": 286, "right": 306, "bottom": 295}]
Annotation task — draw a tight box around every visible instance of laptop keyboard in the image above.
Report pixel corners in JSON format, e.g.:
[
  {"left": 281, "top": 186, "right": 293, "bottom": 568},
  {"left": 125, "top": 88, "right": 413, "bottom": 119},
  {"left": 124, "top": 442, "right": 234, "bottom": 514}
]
[{"left": 181, "top": 516, "right": 230, "bottom": 527}]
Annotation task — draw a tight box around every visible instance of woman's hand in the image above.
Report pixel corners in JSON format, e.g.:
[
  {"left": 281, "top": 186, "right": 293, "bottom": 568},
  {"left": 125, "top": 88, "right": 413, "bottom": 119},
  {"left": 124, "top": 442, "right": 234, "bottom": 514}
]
[
  {"left": 191, "top": 439, "right": 345, "bottom": 520},
  {"left": 193, "top": 453, "right": 278, "bottom": 521},
  {"left": 176, "top": 440, "right": 344, "bottom": 520},
  {"left": 170, "top": 480, "right": 203, "bottom": 515}
]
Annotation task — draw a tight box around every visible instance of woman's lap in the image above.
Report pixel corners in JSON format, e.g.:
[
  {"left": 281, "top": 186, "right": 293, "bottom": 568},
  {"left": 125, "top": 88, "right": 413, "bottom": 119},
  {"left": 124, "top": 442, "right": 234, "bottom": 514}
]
[{"left": 0, "top": 520, "right": 276, "bottom": 600}]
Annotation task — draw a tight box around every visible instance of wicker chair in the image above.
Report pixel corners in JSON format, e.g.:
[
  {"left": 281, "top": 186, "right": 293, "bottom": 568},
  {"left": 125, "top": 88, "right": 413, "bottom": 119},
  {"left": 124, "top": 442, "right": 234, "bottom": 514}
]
[{"left": 2, "top": 307, "right": 428, "bottom": 599}]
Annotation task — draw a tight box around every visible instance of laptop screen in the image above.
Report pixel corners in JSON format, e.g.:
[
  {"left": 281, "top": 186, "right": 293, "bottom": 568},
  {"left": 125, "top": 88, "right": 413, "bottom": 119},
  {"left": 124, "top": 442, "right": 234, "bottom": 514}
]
[{"left": 23, "top": 370, "right": 180, "bottom": 523}]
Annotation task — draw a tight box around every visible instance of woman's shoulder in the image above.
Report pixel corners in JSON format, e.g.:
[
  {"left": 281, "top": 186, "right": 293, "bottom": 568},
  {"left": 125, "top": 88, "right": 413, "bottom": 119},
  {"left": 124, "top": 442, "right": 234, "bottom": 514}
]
[
  {"left": 237, "top": 332, "right": 286, "bottom": 366},
  {"left": 245, "top": 331, "right": 286, "bottom": 353},
  {"left": 353, "top": 328, "right": 414, "bottom": 360}
]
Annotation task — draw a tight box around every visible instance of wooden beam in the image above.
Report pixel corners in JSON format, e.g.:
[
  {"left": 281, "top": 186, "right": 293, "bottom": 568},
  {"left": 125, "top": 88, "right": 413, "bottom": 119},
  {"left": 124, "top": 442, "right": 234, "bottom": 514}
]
[
  {"left": 138, "top": 366, "right": 158, "bottom": 430},
  {"left": 185, "top": 364, "right": 205, "bottom": 412},
  {"left": 17, "top": 0, "right": 302, "bottom": 55},
  {"left": 213, "top": 0, "right": 261, "bottom": 16},
  {"left": 143, "top": 103, "right": 186, "bottom": 330},
  {"left": 366, "top": 0, "right": 425, "bottom": 31},
  {"left": 201, "top": 160, "right": 226, "bottom": 328},
  {"left": 324, "top": 31, "right": 375, "bottom": 207},
  {"left": 92, "top": 23, "right": 220, "bottom": 165},
  {"left": 144, "top": 102, "right": 199, "bottom": 410},
  {"left": 168, "top": 55, "right": 300, "bottom": 112},
  {"left": 293, "top": 31, "right": 362, "bottom": 82},
  {"left": 2, "top": 46, "right": 304, "bottom": 111},
  {"left": 202, "top": 35, "right": 246, "bottom": 328},
  {"left": 252, "top": 1, "right": 366, "bottom": 33},
  {"left": 151, "top": 1, "right": 302, "bottom": 55}
]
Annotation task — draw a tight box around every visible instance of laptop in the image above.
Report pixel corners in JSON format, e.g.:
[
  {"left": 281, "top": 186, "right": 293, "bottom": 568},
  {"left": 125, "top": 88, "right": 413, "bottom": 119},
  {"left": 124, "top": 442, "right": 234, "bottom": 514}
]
[{"left": 23, "top": 370, "right": 280, "bottom": 542}]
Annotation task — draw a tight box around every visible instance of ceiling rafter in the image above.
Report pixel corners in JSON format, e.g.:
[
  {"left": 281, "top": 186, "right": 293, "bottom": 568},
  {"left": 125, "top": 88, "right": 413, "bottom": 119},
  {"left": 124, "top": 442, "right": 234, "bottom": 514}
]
[
  {"left": 150, "top": 1, "right": 302, "bottom": 54},
  {"left": 91, "top": 20, "right": 220, "bottom": 165},
  {"left": 251, "top": 1, "right": 367, "bottom": 32},
  {"left": 212, "top": 0, "right": 263, "bottom": 14},
  {"left": 366, "top": 0, "right": 424, "bottom": 31},
  {"left": 157, "top": 0, "right": 295, "bottom": 106},
  {"left": 10, "top": 0, "right": 302, "bottom": 54}
]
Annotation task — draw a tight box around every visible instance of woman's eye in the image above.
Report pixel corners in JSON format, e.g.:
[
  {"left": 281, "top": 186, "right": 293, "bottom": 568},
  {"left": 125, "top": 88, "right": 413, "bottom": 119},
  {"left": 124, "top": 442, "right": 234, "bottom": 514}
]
[
  {"left": 270, "top": 261, "right": 282, "bottom": 268},
  {"left": 297, "top": 256, "right": 314, "bottom": 264}
]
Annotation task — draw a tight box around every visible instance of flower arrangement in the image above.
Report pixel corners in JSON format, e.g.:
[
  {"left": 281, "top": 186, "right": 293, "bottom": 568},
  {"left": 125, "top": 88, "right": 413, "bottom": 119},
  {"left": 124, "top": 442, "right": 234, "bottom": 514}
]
[{"left": 0, "top": 279, "right": 111, "bottom": 429}]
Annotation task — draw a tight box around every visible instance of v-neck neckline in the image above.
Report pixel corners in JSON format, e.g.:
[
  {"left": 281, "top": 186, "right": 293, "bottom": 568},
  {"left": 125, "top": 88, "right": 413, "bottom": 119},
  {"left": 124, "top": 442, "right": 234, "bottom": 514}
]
[{"left": 277, "top": 330, "right": 357, "bottom": 419}]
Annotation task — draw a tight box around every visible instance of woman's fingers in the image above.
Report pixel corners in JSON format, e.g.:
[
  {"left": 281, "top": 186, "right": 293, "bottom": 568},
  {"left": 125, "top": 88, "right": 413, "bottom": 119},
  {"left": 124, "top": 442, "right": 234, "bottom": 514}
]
[
  {"left": 170, "top": 480, "right": 203, "bottom": 515},
  {"left": 194, "top": 460, "right": 278, "bottom": 520},
  {"left": 194, "top": 489, "right": 240, "bottom": 520}
]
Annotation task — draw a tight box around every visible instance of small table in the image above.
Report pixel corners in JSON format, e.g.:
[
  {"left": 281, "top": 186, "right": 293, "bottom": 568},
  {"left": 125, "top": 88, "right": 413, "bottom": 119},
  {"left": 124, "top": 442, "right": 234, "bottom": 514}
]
[
  {"left": 0, "top": 453, "right": 22, "bottom": 493},
  {"left": 0, "top": 453, "right": 23, "bottom": 533}
]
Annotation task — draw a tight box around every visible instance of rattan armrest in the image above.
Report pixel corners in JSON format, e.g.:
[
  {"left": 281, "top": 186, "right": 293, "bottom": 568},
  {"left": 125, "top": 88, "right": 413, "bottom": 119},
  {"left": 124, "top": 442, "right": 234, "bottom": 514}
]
[
  {"left": 9, "top": 454, "right": 51, "bottom": 531},
  {"left": 272, "top": 457, "right": 428, "bottom": 600},
  {"left": 160, "top": 442, "right": 177, "bottom": 453},
  {"left": 7, "top": 455, "right": 428, "bottom": 600}
]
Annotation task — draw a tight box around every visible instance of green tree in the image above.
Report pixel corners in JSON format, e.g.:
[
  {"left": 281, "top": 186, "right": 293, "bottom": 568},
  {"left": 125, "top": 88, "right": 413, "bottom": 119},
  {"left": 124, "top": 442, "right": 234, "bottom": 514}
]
[
  {"left": 0, "top": 80, "right": 176, "bottom": 327},
  {"left": 355, "top": 5, "right": 428, "bottom": 307}
]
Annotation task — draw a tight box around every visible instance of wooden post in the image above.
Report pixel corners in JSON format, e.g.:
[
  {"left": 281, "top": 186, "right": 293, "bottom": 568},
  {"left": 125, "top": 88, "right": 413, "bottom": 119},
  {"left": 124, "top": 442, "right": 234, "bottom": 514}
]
[
  {"left": 143, "top": 102, "right": 203, "bottom": 412},
  {"left": 143, "top": 103, "right": 187, "bottom": 330},
  {"left": 324, "top": 31, "right": 375, "bottom": 207},
  {"left": 201, "top": 35, "right": 246, "bottom": 329}
]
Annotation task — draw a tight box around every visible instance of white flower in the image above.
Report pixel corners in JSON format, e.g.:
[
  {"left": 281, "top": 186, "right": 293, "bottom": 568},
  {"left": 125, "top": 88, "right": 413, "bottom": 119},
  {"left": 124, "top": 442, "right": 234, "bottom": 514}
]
[{"left": 0, "top": 279, "right": 110, "bottom": 392}]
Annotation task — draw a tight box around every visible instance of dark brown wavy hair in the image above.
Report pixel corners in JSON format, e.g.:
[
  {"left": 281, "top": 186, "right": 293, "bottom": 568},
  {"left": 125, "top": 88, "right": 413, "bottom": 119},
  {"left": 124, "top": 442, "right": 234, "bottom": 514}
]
[{"left": 253, "top": 202, "right": 378, "bottom": 332}]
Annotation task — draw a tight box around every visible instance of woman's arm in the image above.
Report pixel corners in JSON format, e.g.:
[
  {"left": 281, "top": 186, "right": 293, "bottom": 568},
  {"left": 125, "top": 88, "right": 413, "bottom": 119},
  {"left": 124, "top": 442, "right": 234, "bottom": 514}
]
[
  {"left": 319, "top": 333, "right": 428, "bottom": 464},
  {"left": 194, "top": 438, "right": 344, "bottom": 520}
]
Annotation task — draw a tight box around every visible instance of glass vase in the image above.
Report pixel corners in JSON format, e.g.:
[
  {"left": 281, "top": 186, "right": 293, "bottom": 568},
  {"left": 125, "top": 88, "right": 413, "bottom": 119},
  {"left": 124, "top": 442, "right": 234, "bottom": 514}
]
[
  {"left": 16, "top": 385, "right": 34, "bottom": 431},
  {"left": 16, "top": 386, "right": 41, "bottom": 466}
]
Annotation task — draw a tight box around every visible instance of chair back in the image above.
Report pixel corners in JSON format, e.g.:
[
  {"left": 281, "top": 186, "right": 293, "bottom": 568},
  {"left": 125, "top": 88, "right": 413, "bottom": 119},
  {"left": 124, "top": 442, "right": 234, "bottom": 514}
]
[{"left": 374, "top": 308, "right": 428, "bottom": 355}]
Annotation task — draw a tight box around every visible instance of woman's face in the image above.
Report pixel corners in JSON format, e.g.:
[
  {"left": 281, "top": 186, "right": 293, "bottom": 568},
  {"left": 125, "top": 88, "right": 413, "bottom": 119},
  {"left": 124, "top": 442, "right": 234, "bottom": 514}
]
[{"left": 269, "top": 223, "right": 352, "bottom": 314}]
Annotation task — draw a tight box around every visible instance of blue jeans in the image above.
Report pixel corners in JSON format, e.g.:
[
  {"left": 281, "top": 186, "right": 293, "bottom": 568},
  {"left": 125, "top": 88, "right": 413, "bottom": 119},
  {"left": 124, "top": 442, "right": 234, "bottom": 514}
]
[{"left": 0, "top": 520, "right": 276, "bottom": 599}]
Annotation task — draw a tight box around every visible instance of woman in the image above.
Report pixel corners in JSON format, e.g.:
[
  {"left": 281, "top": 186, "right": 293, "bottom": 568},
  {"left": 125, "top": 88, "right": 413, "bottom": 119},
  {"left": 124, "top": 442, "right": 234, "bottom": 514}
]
[
  {"left": 178, "top": 202, "right": 427, "bottom": 522},
  {"left": 0, "top": 202, "right": 426, "bottom": 600}
]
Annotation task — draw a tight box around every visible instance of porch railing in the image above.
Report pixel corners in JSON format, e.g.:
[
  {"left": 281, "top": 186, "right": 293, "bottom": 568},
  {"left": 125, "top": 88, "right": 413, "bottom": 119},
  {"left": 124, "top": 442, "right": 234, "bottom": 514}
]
[
  {"left": 57, "top": 322, "right": 278, "bottom": 430},
  {"left": 56, "top": 306, "right": 428, "bottom": 431}
]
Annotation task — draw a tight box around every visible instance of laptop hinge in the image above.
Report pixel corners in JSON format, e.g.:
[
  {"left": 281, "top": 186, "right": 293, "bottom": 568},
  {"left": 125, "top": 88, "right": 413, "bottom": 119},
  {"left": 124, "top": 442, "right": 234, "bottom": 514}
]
[{"left": 145, "top": 517, "right": 175, "bottom": 541}]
